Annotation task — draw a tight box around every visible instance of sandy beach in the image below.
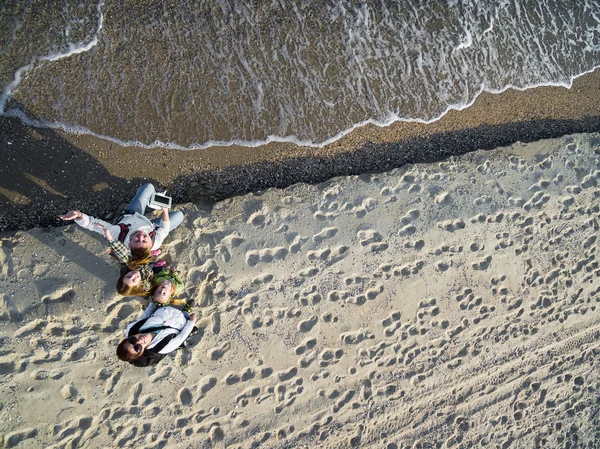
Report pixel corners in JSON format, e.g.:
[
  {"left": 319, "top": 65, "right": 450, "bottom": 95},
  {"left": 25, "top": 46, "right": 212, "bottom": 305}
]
[
  {"left": 3, "top": 2, "right": 600, "bottom": 447},
  {"left": 2, "top": 68, "right": 600, "bottom": 232},
  {"left": 1, "top": 126, "right": 600, "bottom": 447}
]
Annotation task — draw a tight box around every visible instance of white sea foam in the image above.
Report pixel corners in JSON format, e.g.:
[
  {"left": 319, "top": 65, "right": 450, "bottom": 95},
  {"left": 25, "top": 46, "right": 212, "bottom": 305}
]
[
  {"left": 0, "top": 1, "right": 104, "bottom": 113},
  {"left": 4, "top": 63, "right": 598, "bottom": 153},
  {"left": 2, "top": 0, "right": 600, "bottom": 151},
  {"left": 455, "top": 30, "right": 473, "bottom": 51}
]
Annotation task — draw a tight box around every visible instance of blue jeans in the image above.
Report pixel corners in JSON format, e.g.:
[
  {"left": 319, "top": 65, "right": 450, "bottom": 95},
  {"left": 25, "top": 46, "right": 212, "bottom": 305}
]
[{"left": 125, "top": 183, "right": 184, "bottom": 232}]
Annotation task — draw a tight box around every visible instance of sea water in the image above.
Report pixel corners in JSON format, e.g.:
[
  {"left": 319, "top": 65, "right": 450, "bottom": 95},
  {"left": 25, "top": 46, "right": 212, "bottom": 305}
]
[{"left": 1, "top": 0, "right": 600, "bottom": 149}]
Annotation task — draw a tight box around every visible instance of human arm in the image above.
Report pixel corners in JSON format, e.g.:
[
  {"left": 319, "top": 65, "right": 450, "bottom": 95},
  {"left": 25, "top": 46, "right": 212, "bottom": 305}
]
[
  {"left": 125, "top": 302, "right": 158, "bottom": 336},
  {"left": 94, "top": 223, "right": 114, "bottom": 242},
  {"left": 137, "top": 301, "right": 158, "bottom": 320},
  {"left": 151, "top": 216, "right": 170, "bottom": 250},
  {"left": 60, "top": 211, "right": 121, "bottom": 240},
  {"left": 108, "top": 240, "right": 131, "bottom": 265}
]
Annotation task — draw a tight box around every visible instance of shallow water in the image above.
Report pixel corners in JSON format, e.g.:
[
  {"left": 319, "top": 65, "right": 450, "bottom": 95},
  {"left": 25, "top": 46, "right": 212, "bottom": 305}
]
[{"left": 2, "top": 0, "right": 600, "bottom": 148}]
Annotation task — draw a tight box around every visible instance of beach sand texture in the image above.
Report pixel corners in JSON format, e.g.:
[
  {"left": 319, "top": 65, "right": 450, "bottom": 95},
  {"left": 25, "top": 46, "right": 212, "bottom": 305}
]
[{"left": 1, "top": 132, "right": 600, "bottom": 448}]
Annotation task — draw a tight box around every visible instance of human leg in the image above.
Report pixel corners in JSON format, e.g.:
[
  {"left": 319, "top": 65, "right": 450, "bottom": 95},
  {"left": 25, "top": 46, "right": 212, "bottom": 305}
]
[
  {"left": 125, "top": 183, "right": 155, "bottom": 215},
  {"left": 151, "top": 210, "right": 184, "bottom": 232}
]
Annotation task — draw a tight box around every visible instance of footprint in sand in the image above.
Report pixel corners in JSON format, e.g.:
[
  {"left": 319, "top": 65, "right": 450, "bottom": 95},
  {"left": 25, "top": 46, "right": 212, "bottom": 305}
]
[
  {"left": 437, "top": 219, "right": 465, "bottom": 232},
  {"left": 289, "top": 234, "right": 309, "bottom": 254},
  {"left": 340, "top": 328, "right": 374, "bottom": 345},
  {"left": 307, "top": 248, "right": 332, "bottom": 262},
  {"left": 327, "top": 290, "right": 350, "bottom": 302},
  {"left": 318, "top": 347, "right": 344, "bottom": 367},
  {"left": 179, "top": 387, "right": 193, "bottom": 406},
  {"left": 354, "top": 197, "right": 378, "bottom": 218},
  {"left": 247, "top": 211, "right": 267, "bottom": 228},
  {"left": 246, "top": 247, "right": 289, "bottom": 266},
  {"left": 295, "top": 337, "right": 317, "bottom": 355},
  {"left": 470, "top": 213, "right": 487, "bottom": 223},
  {"left": 528, "top": 179, "right": 551, "bottom": 192},
  {"left": 104, "top": 371, "right": 122, "bottom": 396},
  {"left": 523, "top": 191, "right": 550, "bottom": 210},
  {"left": 471, "top": 255, "right": 492, "bottom": 270},
  {"left": 434, "top": 192, "right": 451, "bottom": 205},
  {"left": 487, "top": 212, "right": 504, "bottom": 223},
  {"left": 314, "top": 209, "right": 339, "bottom": 221},
  {"left": 391, "top": 260, "right": 424, "bottom": 277},
  {"left": 298, "top": 315, "right": 318, "bottom": 333},
  {"left": 455, "top": 289, "right": 482, "bottom": 311},
  {"left": 3, "top": 427, "right": 39, "bottom": 448},
  {"left": 252, "top": 273, "right": 274, "bottom": 285},
  {"left": 431, "top": 244, "right": 463, "bottom": 255},
  {"left": 382, "top": 311, "right": 402, "bottom": 337},
  {"left": 296, "top": 285, "right": 322, "bottom": 306},
  {"left": 236, "top": 385, "right": 261, "bottom": 407},
  {"left": 313, "top": 227, "right": 339, "bottom": 244},
  {"left": 41, "top": 287, "right": 76, "bottom": 304},
  {"left": 357, "top": 229, "right": 383, "bottom": 246},
  {"left": 397, "top": 224, "right": 416, "bottom": 236}
]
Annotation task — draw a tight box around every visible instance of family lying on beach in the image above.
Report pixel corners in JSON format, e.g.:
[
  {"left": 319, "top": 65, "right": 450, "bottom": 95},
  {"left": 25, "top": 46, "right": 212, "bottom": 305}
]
[{"left": 59, "top": 183, "right": 199, "bottom": 367}]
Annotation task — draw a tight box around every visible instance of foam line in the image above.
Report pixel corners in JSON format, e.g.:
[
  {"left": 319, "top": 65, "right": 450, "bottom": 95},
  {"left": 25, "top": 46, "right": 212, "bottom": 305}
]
[
  {"left": 4, "top": 64, "right": 600, "bottom": 152},
  {"left": 0, "top": 0, "right": 598, "bottom": 151},
  {"left": 0, "top": 0, "right": 104, "bottom": 113}
]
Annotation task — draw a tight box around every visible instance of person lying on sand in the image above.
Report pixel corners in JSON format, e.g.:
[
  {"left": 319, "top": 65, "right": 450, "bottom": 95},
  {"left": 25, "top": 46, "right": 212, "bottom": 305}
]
[
  {"left": 117, "top": 302, "right": 197, "bottom": 367},
  {"left": 94, "top": 222, "right": 159, "bottom": 292},
  {"left": 96, "top": 222, "right": 191, "bottom": 310},
  {"left": 149, "top": 266, "right": 192, "bottom": 311},
  {"left": 58, "top": 183, "right": 184, "bottom": 261}
]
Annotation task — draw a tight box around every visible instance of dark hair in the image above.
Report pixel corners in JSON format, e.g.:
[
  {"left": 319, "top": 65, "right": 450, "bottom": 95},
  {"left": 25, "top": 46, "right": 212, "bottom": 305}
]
[{"left": 117, "top": 338, "right": 141, "bottom": 361}]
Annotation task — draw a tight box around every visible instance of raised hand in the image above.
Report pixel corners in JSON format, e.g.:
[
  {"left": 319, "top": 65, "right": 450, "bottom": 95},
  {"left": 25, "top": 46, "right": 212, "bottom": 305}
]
[
  {"left": 58, "top": 210, "right": 82, "bottom": 221},
  {"left": 94, "top": 223, "right": 113, "bottom": 242}
]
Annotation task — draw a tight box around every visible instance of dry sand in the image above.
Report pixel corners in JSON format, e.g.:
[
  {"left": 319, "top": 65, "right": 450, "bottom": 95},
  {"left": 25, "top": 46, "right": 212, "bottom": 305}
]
[{"left": 1, "top": 131, "right": 599, "bottom": 448}]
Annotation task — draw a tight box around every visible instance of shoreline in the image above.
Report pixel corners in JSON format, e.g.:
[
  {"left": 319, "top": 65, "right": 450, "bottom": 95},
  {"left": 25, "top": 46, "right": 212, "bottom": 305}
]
[{"left": 2, "top": 68, "right": 600, "bottom": 232}]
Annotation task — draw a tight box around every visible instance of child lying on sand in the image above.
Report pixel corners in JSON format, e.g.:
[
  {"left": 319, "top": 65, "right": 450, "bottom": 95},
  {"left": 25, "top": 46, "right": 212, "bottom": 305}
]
[
  {"left": 148, "top": 266, "right": 192, "bottom": 312},
  {"left": 97, "top": 223, "right": 191, "bottom": 311}
]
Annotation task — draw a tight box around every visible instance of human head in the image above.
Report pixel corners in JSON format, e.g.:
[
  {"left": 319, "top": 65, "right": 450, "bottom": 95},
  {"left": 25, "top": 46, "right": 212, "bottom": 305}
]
[
  {"left": 123, "top": 270, "right": 141, "bottom": 287},
  {"left": 116, "top": 334, "right": 152, "bottom": 361},
  {"left": 116, "top": 270, "right": 150, "bottom": 297},
  {"left": 152, "top": 280, "right": 174, "bottom": 304},
  {"left": 129, "top": 231, "right": 152, "bottom": 251}
]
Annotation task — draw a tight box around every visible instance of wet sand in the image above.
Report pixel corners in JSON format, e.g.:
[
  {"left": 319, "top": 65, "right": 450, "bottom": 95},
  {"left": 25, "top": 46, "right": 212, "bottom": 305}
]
[{"left": 1, "top": 68, "right": 600, "bottom": 232}]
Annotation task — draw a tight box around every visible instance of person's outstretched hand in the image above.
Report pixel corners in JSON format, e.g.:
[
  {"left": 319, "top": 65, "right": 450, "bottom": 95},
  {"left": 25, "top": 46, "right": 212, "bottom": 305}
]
[
  {"left": 59, "top": 210, "right": 82, "bottom": 221},
  {"left": 189, "top": 313, "right": 198, "bottom": 323},
  {"left": 94, "top": 223, "right": 113, "bottom": 242}
]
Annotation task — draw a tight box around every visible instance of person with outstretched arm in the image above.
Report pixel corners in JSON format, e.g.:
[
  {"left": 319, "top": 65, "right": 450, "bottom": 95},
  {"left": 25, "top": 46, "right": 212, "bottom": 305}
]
[
  {"left": 117, "top": 303, "right": 198, "bottom": 367},
  {"left": 59, "top": 183, "right": 184, "bottom": 260}
]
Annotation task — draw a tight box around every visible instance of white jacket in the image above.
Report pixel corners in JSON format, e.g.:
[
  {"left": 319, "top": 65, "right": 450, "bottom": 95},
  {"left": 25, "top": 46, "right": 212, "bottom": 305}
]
[
  {"left": 127, "top": 303, "right": 195, "bottom": 354},
  {"left": 76, "top": 212, "right": 169, "bottom": 251}
]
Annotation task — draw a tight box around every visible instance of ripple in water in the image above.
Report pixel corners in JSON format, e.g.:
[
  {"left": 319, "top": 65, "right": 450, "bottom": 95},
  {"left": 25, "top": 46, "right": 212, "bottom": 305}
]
[{"left": 2, "top": 0, "right": 600, "bottom": 148}]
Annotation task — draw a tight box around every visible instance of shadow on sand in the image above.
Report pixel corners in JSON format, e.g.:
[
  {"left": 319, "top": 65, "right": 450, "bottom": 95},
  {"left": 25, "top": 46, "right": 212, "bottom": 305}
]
[
  {"left": 3, "top": 108, "right": 600, "bottom": 231},
  {"left": 0, "top": 103, "right": 155, "bottom": 232},
  {"left": 174, "top": 115, "right": 600, "bottom": 206}
]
